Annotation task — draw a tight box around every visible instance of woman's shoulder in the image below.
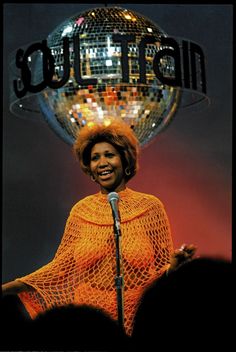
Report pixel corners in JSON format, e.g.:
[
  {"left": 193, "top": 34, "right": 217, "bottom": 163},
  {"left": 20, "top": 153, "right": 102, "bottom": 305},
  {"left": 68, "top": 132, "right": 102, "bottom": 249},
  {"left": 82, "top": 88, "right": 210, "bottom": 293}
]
[
  {"left": 114, "top": 188, "right": 167, "bottom": 221},
  {"left": 70, "top": 194, "right": 98, "bottom": 212},
  {"left": 127, "top": 188, "right": 165, "bottom": 207}
]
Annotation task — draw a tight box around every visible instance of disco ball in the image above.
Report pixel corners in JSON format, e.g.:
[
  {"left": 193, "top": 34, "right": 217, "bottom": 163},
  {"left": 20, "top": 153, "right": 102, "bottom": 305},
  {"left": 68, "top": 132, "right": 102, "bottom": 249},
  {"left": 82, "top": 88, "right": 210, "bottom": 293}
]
[{"left": 11, "top": 6, "right": 182, "bottom": 147}]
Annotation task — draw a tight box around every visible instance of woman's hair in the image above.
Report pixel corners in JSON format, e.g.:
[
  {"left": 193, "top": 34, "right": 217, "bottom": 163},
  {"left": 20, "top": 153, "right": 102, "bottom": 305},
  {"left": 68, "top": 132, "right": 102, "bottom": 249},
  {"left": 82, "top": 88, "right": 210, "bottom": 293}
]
[{"left": 73, "top": 120, "right": 140, "bottom": 181}]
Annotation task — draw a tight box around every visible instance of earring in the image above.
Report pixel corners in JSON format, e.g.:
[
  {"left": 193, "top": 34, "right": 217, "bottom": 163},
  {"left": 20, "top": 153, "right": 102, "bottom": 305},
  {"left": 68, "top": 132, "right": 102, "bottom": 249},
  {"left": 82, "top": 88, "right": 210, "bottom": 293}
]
[
  {"left": 90, "top": 174, "right": 96, "bottom": 182},
  {"left": 125, "top": 167, "right": 131, "bottom": 176}
]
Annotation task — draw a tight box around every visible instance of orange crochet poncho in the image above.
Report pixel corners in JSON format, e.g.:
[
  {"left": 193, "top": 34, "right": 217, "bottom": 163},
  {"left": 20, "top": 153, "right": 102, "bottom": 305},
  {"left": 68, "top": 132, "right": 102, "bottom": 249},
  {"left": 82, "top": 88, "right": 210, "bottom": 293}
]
[{"left": 17, "top": 188, "right": 174, "bottom": 335}]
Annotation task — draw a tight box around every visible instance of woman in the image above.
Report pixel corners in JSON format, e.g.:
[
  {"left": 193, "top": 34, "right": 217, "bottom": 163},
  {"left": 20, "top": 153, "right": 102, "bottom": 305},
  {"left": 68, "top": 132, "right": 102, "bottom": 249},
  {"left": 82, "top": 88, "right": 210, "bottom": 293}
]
[{"left": 2, "top": 120, "right": 190, "bottom": 335}]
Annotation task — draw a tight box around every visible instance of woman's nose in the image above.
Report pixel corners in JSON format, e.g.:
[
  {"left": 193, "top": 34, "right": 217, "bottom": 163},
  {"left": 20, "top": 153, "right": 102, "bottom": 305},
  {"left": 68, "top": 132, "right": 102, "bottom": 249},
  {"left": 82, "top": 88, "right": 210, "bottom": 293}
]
[{"left": 98, "top": 156, "right": 108, "bottom": 167}]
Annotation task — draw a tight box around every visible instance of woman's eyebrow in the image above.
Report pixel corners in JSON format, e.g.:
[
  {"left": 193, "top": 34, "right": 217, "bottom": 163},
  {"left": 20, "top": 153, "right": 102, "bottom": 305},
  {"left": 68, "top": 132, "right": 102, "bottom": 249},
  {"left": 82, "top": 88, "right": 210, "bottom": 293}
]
[{"left": 92, "top": 150, "right": 114, "bottom": 154}]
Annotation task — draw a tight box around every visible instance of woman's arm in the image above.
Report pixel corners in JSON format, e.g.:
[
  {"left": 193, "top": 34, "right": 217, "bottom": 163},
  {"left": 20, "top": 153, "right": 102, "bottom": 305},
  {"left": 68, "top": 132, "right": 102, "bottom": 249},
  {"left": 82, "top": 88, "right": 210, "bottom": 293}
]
[{"left": 2, "top": 280, "right": 33, "bottom": 296}]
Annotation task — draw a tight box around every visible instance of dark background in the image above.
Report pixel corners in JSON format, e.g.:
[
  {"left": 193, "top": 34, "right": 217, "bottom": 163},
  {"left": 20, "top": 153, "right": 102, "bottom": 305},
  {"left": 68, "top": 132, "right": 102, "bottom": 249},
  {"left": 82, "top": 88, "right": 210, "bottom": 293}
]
[{"left": 2, "top": 3, "right": 232, "bottom": 282}]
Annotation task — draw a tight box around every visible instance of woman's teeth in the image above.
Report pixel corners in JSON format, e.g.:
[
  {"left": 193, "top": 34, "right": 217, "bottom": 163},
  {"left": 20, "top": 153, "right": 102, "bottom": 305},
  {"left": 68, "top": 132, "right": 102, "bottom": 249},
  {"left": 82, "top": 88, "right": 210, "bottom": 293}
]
[{"left": 100, "top": 170, "right": 112, "bottom": 175}]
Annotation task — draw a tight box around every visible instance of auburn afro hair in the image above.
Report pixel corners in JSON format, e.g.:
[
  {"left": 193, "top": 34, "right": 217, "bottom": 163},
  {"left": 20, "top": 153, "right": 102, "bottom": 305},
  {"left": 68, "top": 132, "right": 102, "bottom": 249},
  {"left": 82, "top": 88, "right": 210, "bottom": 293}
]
[{"left": 73, "top": 120, "right": 140, "bottom": 182}]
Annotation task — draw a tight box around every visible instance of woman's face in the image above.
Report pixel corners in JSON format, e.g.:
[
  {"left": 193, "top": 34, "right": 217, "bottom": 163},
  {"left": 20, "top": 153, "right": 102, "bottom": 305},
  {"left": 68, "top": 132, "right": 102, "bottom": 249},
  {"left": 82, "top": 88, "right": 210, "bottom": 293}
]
[{"left": 90, "top": 142, "right": 126, "bottom": 194}]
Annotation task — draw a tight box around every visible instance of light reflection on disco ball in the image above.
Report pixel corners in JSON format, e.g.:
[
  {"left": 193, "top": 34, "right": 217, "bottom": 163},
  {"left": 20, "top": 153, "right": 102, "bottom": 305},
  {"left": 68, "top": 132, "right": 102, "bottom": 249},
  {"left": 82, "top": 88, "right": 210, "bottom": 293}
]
[{"left": 12, "top": 6, "right": 183, "bottom": 147}]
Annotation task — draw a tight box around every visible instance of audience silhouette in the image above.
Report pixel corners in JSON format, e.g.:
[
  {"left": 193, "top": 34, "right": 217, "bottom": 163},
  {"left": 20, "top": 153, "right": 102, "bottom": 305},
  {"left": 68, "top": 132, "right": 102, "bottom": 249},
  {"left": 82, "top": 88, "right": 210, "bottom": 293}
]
[
  {"left": 1, "top": 257, "right": 233, "bottom": 352},
  {"left": 31, "top": 303, "right": 131, "bottom": 351},
  {"left": 131, "top": 257, "right": 233, "bottom": 351},
  {"left": 1, "top": 294, "right": 31, "bottom": 349},
  {"left": 1, "top": 295, "right": 130, "bottom": 351}
]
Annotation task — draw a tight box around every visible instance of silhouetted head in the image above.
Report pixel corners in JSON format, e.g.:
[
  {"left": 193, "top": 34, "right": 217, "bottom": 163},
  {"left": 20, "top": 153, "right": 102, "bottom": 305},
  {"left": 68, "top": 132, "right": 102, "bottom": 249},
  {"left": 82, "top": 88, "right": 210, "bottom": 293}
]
[
  {"left": 132, "top": 257, "right": 232, "bottom": 351},
  {"left": 32, "top": 303, "right": 130, "bottom": 351},
  {"left": 1, "top": 295, "right": 31, "bottom": 349}
]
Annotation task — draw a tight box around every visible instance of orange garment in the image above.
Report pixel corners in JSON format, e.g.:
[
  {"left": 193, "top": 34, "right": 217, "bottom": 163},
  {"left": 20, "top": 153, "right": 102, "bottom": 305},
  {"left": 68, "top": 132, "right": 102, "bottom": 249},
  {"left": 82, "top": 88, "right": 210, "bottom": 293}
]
[{"left": 17, "top": 187, "right": 174, "bottom": 335}]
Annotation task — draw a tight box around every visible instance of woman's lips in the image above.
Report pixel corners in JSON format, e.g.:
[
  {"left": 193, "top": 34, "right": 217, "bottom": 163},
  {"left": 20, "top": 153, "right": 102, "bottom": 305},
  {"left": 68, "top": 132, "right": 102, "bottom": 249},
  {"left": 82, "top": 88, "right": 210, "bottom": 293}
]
[{"left": 98, "top": 170, "right": 113, "bottom": 180}]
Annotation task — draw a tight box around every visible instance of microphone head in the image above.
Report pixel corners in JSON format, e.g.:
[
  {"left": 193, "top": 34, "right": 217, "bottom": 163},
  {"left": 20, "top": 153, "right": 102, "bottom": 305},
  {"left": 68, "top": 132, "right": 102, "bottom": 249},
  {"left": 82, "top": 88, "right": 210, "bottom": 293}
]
[{"left": 107, "top": 192, "right": 119, "bottom": 203}]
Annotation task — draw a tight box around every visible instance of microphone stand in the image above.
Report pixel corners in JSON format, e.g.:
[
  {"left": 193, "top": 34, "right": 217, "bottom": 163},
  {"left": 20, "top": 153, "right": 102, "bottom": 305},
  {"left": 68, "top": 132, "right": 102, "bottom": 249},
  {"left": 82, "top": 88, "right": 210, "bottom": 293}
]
[
  {"left": 108, "top": 192, "right": 125, "bottom": 332},
  {"left": 113, "top": 215, "right": 125, "bottom": 333}
]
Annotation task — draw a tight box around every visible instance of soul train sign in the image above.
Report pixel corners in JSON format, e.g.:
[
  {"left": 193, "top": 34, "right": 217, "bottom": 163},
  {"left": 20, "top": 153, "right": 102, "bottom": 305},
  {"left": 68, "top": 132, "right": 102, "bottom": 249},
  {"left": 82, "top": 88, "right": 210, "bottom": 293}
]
[
  {"left": 13, "top": 34, "right": 206, "bottom": 98},
  {"left": 10, "top": 7, "right": 208, "bottom": 146}
]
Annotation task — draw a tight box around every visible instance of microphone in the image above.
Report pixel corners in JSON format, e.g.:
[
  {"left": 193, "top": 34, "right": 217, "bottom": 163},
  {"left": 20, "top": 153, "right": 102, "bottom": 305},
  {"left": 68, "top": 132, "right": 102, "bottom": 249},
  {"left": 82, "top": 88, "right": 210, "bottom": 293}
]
[{"left": 107, "top": 192, "right": 120, "bottom": 227}]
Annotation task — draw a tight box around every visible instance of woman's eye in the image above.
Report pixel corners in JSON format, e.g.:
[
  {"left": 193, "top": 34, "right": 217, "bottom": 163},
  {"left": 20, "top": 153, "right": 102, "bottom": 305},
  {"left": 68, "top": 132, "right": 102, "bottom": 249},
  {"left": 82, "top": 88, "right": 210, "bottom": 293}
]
[
  {"left": 91, "top": 155, "right": 99, "bottom": 161},
  {"left": 106, "top": 153, "right": 114, "bottom": 158},
  {"left": 91, "top": 152, "right": 115, "bottom": 161}
]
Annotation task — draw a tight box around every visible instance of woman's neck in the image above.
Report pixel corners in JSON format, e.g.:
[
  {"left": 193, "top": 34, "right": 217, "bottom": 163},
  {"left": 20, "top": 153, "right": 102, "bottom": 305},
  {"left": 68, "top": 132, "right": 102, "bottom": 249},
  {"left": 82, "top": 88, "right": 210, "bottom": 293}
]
[{"left": 100, "top": 183, "right": 126, "bottom": 194}]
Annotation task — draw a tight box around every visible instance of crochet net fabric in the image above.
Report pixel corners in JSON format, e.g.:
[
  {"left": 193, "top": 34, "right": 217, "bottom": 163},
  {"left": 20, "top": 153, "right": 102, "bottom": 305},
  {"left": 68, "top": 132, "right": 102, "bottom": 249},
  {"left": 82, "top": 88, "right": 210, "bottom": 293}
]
[{"left": 17, "top": 188, "right": 174, "bottom": 335}]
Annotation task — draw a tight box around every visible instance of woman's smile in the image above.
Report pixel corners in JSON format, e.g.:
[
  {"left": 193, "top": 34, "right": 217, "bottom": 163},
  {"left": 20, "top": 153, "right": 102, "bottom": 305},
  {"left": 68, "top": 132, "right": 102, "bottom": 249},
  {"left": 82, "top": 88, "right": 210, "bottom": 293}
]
[{"left": 98, "top": 169, "right": 114, "bottom": 179}]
